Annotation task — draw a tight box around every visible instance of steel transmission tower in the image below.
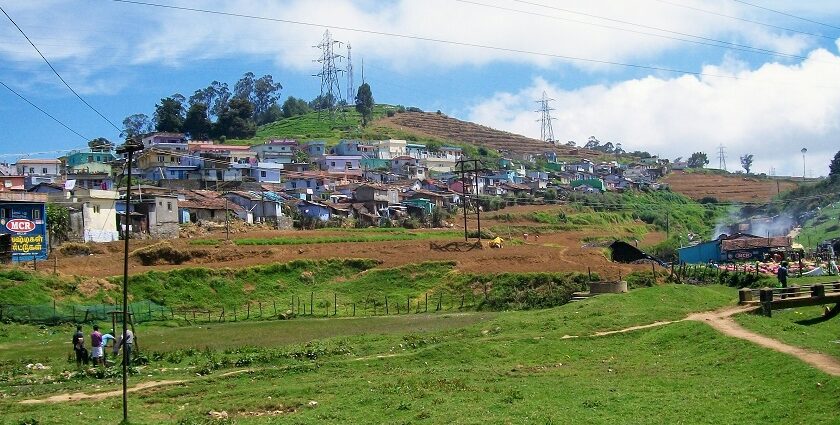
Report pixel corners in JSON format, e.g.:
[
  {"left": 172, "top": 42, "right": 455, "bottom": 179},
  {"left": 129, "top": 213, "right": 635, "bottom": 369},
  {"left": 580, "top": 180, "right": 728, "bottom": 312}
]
[
  {"left": 717, "top": 145, "right": 727, "bottom": 171},
  {"left": 535, "top": 91, "right": 556, "bottom": 143},
  {"left": 313, "top": 30, "right": 345, "bottom": 118},
  {"left": 346, "top": 44, "right": 354, "bottom": 104}
]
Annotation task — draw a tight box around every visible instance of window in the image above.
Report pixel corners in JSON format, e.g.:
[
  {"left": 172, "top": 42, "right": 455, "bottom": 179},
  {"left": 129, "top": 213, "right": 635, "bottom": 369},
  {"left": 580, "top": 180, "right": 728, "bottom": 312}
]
[
  {"left": 157, "top": 155, "right": 165, "bottom": 162},
  {"left": 29, "top": 167, "right": 35, "bottom": 174},
  {"left": 331, "top": 162, "right": 336, "bottom": 167},
  {"left": 260, "top": 171, "right": 267, "bottom": 178},
  {"left": 167, "top": 202, "right": 172, "bottom": 211},
  {"left": 87, "top": 155, "right": 94, "bottom": 162},
  {"left": 92, "top": 205, "right": 101, "bottom": 214},
  {"left": 42, "top": 167, "right": 48, "bottom": 174},
  {"left": 291, "top": 182, "right": 297, "bottom": 189},
  {"left": 0, "top": 208, "right": 6, "bottom": 219},
  {"left": 346, "top": 162, "right": 352, "bottom": 169},
  {"left": 306, "top": 181, "right": 311, "bottom": 188},
  {"left": 32, "top": 209, "right": 41, "bottom": 219}
]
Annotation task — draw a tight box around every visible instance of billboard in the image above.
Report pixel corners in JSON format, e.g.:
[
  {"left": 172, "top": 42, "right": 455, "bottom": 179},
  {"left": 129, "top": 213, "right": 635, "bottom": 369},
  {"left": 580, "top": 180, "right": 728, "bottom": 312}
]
[{"left": 0, "top": 202, "right": 48, "bottom": 261}]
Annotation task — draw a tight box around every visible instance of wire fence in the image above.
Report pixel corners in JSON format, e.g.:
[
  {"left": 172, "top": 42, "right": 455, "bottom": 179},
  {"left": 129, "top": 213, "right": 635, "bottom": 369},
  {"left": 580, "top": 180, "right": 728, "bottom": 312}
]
[{"left": 0, "top": 286, "right": 572, "bottom": 326}]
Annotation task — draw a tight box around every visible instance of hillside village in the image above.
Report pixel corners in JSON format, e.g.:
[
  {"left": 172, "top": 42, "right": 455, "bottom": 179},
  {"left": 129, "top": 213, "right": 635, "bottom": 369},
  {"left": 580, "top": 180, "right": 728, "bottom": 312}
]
[{"left": 0, "top": 129, "right": 676, "bottom": 249}]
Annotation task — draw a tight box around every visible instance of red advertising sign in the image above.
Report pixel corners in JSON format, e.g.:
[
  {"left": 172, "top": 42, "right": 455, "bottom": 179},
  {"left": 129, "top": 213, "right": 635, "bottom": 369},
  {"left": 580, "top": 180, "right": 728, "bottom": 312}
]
[{"left": 5, "top": 218, "right": 36, "bottom": 233}]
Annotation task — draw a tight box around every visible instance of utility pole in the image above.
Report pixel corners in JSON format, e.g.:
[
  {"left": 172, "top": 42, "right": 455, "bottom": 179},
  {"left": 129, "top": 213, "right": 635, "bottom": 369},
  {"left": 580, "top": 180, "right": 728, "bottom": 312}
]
[
  {"left": 535, "top": 91, "right": 556, "bottom": 144},
  {"left": 116, "top": 139, "right": 143, "bottom": 425},
  {"left": 460, "top": 160, "right": 468, "bottom": 242},
  {"left": 225, "top": 197, "right": 230, "bottom": 241}
]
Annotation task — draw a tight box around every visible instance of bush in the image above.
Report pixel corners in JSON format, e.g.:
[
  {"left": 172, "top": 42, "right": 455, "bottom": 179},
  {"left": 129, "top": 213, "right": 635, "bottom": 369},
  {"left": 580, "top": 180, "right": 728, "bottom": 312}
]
[{"left": 59, "top": 243, "right": 103, "bottom": 257}]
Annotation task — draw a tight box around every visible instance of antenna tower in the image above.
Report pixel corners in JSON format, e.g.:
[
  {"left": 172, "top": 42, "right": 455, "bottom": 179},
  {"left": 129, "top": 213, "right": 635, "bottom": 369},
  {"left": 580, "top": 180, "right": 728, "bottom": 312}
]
[
  {"left": 717, "top": 145, "right": 727, "bottom": 171},
  {"left": 346, "top": 44, "right": 354, "bottom": 104},
  {"left": 535, "top": 91, "right": 556, "bottom": 143},
  {"left": 313, "top": 30, "right": 345, "bottom": 119}
]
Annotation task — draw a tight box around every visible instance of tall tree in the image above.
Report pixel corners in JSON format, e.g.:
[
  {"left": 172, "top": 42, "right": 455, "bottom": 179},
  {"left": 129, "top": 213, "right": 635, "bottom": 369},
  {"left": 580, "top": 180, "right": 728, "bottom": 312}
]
[
  {"left": 253, "top": 74, "right": 283, "bottom": 118},
  {"left": 354, "top": 83, "right": 374, "bottom": 126},
  {"left": 310, "top": 93, "right": 335, "bottom": 110},
  {"left": 213, "top": 98, "right": 256, "bottom": 139},
  {"left": 122, "top": 113, "right": 152, "bottom": 138},
  {"left": 210, "top": 81, "right": 232, "bottom": 119},
  {"left": 183, "top": 103, "right": 212, "bottom": 140},
  {"left": 830, "top": 150, "right": 840, "bottom": 179},
  {"left": 233, "top": 72, "right": 256, "bottom": 101},
  {"left": 88, "top": 137, "right": 114, "bottom": 152},
  {"left": 687, "top": 152, "right": 709, "bottom": 168},
  {"left": 154, "top": 96, "right": 185, "bottom": 132},
  {"left": 584, "top": 136, "right": 600, "bottom": 150},
  {"left": 740, "top": 154, "right": 754, "bottom": 174},
  {"left": 282, "top": 96, "right": 310, "bottom": 118}
]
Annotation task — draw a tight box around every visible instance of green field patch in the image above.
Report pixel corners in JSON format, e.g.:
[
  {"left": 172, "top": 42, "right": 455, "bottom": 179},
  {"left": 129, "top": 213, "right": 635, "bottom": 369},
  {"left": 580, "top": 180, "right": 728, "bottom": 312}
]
[{"left": 735, "top": 305, "right": 840, "bottom": 361}]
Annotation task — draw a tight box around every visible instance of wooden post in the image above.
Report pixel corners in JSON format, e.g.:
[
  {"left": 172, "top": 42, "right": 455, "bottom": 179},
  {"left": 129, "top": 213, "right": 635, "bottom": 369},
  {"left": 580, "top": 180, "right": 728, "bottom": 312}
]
[
  {"left": 425, "top": 293, "right": 428, "bottom": 312},
  {"left": 587, "top": 267, "right": 592, "bottom": 282},
  {"left": 334, "top": 293, "right": 337, "bottom": 316},
  {"left": 53, "top": 299, "right": 56, "bottom": 319},
  {"left": 259, "top": 302, "right": 262, "bottom": 318},
  {"left": 352, "top": 303, "right": 355, "bottom": 316},
  {"left": 438, "top": 293, "right": 443, "bottom": 311},
  {"left": 385, "top": 296, "right": 389, "bottom": 315},
  {"left": 310, "top": 292, "right": 314, "bottom": 315},
  {"left": 148, "top": 301, "right": 152, "bottom": 322},
  {"left": 33, "top": 255, "right": 37, "bottom": 271},
  {"left": 407, "top": 296, "right": 410, "bottom": 314},
  {"left": 273, "top": 300, "right": 277, "bottom": 316},
  {"left": 461, "top": 294, "right": 465, "bottom": 309},
  {"left": 72, "top": 305, "right": 75, "bottom": 322},
  {"left": 246, "top": 303, "right": 250, "bottom": 320},
  {"left": 220, "top": 307, "right": 225, "bottom": 323},
  {"left": 233, "top": 305, "right": 237, "bottom": 322},
  {"left": 650, "top": 263, "right": 656, "bottom": 285}
]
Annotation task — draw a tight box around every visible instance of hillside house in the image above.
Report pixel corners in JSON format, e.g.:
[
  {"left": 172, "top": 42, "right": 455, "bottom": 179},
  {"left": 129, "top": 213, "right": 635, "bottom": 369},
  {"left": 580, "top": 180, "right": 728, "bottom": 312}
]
[
  {"left": 116, "top": 192, "right": 179, "bottom": 239},
  {"left": 251, "top": 139, "right": 298, "bottom": 163},
  {"left": 333, "top": 140, "right": 376, "bottom": 157},
  {"left": 0, "top": 175, "right": 25, "bottom": 192},
  {"left": 251, "top": 162, "right": 283, "bottom": 183},
  {"left": 223, "top": 191, "right": 284, "bottom": 223},
  {"left": 372, "top": 139, "right": 407, "bottom": 159},
  {"left": 177, "top": 190, "right": 247, "bottom": 224},
  {"left": 354, "top": 183, "right": 399, "bottom": 213},
  {"left": 297, "top": 199, "right": 332, "bottom": 222},
  {"left": 391, "top": 156, "right": 426, "bottom": 179},
  {"left": 65, "top": 151, "right": 117, "bottom": 174},
  {"left": 54, "top": 189, "right": 120, "bottom": 243},
  {"left": 304, "top": 140, "right": 327, "bottom": 159},
  {"left": 16, "top": 159, "right": 62, "bottom": 189},
  {"left": 141, "top": 132, "right": 187, "bottom": 148},
  {"left": 319, "top": 155, "right": 363, "bottom": 176}
]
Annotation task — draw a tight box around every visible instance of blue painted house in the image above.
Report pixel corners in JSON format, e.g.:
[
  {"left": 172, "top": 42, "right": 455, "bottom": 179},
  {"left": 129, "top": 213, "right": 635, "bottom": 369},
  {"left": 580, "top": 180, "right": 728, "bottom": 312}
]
[{"left": 677, "top": 240, "right": 722, "bottom": 264}]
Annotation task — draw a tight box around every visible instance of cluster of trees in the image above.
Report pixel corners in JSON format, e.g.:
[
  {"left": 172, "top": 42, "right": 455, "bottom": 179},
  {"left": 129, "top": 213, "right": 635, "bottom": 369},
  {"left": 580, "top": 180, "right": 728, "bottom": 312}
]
[
  {"left": 564, "top": 136, "right": 626, "bottom": 155},
  {"left": 123, "top": 72, "right": 283, "bottom": 140}
]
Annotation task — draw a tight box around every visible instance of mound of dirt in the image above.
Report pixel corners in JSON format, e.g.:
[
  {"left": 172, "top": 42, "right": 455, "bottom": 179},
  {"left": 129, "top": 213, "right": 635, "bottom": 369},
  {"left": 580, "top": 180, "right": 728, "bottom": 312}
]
[{"left": 59, "top": 243, "right": 104, "bottom": 257}]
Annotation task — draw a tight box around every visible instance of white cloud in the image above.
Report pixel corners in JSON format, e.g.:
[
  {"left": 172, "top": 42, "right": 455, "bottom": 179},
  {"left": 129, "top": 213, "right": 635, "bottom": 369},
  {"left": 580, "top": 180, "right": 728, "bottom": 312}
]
[
  {"left": 467, "top": 46, "right": 840, "bottom": 177},
  {"left": 1, "top": 0, "right": 832, "bottom": 87}
]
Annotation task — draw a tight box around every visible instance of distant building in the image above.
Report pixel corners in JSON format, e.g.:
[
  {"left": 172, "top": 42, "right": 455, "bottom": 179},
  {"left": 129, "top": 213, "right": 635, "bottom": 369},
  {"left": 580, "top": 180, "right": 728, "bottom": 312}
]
[{"left": 16, "top": 158, "right": 62, "bottom": 189}]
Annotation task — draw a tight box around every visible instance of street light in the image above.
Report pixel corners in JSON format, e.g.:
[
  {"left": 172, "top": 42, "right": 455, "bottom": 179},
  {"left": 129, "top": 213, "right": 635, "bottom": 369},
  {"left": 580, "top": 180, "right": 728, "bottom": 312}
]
[{"left": 801, "top": 148, "right": 807, "bottom": 180}]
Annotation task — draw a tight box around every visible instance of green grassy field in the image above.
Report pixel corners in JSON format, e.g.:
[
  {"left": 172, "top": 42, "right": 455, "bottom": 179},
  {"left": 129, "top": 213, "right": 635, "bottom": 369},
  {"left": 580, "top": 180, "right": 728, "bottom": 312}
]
[
  {"left": 2, "top": 284, "right": 839, "bottom": 424},
  {"left": 735, "top": 305, "right": 840, "bottom": 361},
  {"left": 796, "top": 201, "right": 840, "bottom": 250},
  {"left": 191, "top": 229, "right": 461, "bottom": 247}
]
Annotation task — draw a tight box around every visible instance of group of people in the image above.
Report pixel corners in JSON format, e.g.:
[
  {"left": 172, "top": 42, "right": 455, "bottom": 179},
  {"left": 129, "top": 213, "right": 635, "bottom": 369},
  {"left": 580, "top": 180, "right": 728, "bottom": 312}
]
[{"left": 71, "top": 325, "right": 134, "bottom": 368}]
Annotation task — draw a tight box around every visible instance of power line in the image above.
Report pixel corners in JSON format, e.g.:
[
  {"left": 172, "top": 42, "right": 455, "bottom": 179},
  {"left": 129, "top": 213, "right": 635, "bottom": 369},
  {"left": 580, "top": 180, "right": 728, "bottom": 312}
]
[
  {"left": 731, "top": 0, "right": 840, "bottom": 32},
  {"left": 108, "top": 0, "right": 833, "bottom": 87},
  {"left": 507, "top": 0, "right": 819, "bottom": 62},
  {"left": 651, "top": 0, "right": 837, "bottom": 40},
  {"left": 0, "top": 5, "right": 122, "bottom": 133},
  {"left": 0, "top": 80, "right": 90, "bottom": 141},
  {"left": 717, "top": 145, "right": 727, "bottom": 171},
  {"left": 455, "top": 0, "right": 815, "bottom": 62}
]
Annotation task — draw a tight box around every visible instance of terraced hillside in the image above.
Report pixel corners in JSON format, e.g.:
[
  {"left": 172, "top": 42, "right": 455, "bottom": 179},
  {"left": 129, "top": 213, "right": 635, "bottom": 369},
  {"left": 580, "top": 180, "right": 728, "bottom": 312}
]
[
  {"left": 376, "top": 111, "right": 603, "bottom": 159},
  {"left": 663, "top": 170, "right": 800, "bottom": 203}
]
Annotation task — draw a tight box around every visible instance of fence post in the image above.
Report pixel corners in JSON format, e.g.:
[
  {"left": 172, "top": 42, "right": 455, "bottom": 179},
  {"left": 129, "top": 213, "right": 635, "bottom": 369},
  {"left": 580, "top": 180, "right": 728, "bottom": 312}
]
[
  {"left": 425, "top": 293, "right": 428, "bottom": 313},
  {"left": 33, "top": 255, "right": 37, "bottom": 272},
  {"left": 437, "top": 293, "right": 442, "bottom": 311},
  {"left": 219, "top": 307, "right": 225, "bottom": 323},
  {"left": 233, "top": 305, "right": 237, "bottom": 322},
  {"left": 385, "top": 296, "right": 389, "bottom": 315},
  {"left": 310, "top": 292, "right": 314, "bottom": 315},
  {"left": 72, "top": 305, "right": 75, "bottom": 322},
  {"left": 259, "top": 302, "right": 262, "bottom": 318},
  {"left": 273, "top": 300, "right": 277, "bottom": 317},
  {"left": 334, "top": 293, "right": 337, "bottom": 316},
  {"left": 148, "top": 301, "right": 152, "bottom": 322},
  {"left": 53, "top": 299, "right": 56, "bottom": 319},
  {"left": 352, "top": 303, "right": 355, "bottom": 317},
  {"left": 461, "top": 294, "right": 465, "bottom": 309},
  {"left": 588, "top": 267, "right": 592, "bottom": 282},
  {"left": 407, "top": 296, "right": 410, "bottom": 314},
  {"left": 759, "top": 287, "right": 774, "bottom": 317}
]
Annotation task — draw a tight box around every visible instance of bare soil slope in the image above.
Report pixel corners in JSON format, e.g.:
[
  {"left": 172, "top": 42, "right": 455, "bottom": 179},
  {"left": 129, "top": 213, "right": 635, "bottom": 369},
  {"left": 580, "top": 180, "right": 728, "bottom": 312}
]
[
  {"left": 663, "top": 171, "right": 799, "bottom": 203},
  {"left": 376, "top": 112, "right": 603, "bottom": 159}
]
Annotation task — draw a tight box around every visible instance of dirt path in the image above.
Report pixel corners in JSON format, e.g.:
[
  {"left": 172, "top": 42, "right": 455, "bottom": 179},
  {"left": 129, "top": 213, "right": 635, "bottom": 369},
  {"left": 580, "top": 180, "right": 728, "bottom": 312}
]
[
  {"left": 17, "top": 369, "right": 256, "bottom": 405},
  {"left": 686, "top": 306, "right": 840, "bottom": 377},
  {"left": 18, "top": 380, "right": 185, "bottom": 404}
]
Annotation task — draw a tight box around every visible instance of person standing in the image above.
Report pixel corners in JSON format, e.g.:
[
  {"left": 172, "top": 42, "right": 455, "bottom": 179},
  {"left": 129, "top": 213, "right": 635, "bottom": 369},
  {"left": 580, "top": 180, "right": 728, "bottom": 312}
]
[
  {"left": 90, "top": 325, "right": 104, "bottom": 366},
  {"left": 72, "top": 325, "right": 87, "bottom": 367},
  {"left": 117, "top": 328, "right": 135, "bottom": 366},
  {"left": 101, "top": 329, "right": 115, "bottom": 365},
  {"left": 777, "top": 261, "right": 789, "bottom": 299}
]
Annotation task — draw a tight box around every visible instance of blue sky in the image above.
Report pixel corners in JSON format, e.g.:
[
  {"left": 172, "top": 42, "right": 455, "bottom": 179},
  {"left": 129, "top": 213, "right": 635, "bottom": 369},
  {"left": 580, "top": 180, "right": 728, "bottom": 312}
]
[{"left": 2, "top": 0, "right": 840, "bottom": 176}]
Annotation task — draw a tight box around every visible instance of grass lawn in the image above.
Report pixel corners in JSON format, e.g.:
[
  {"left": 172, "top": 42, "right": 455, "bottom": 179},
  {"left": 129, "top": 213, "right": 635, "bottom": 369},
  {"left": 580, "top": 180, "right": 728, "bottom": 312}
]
[
  {"left": 734, "top": 305, "right": 840, "bottom": 361},
  {"left": 1, "top": 284, "right": 839, "bottom": 424}
]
